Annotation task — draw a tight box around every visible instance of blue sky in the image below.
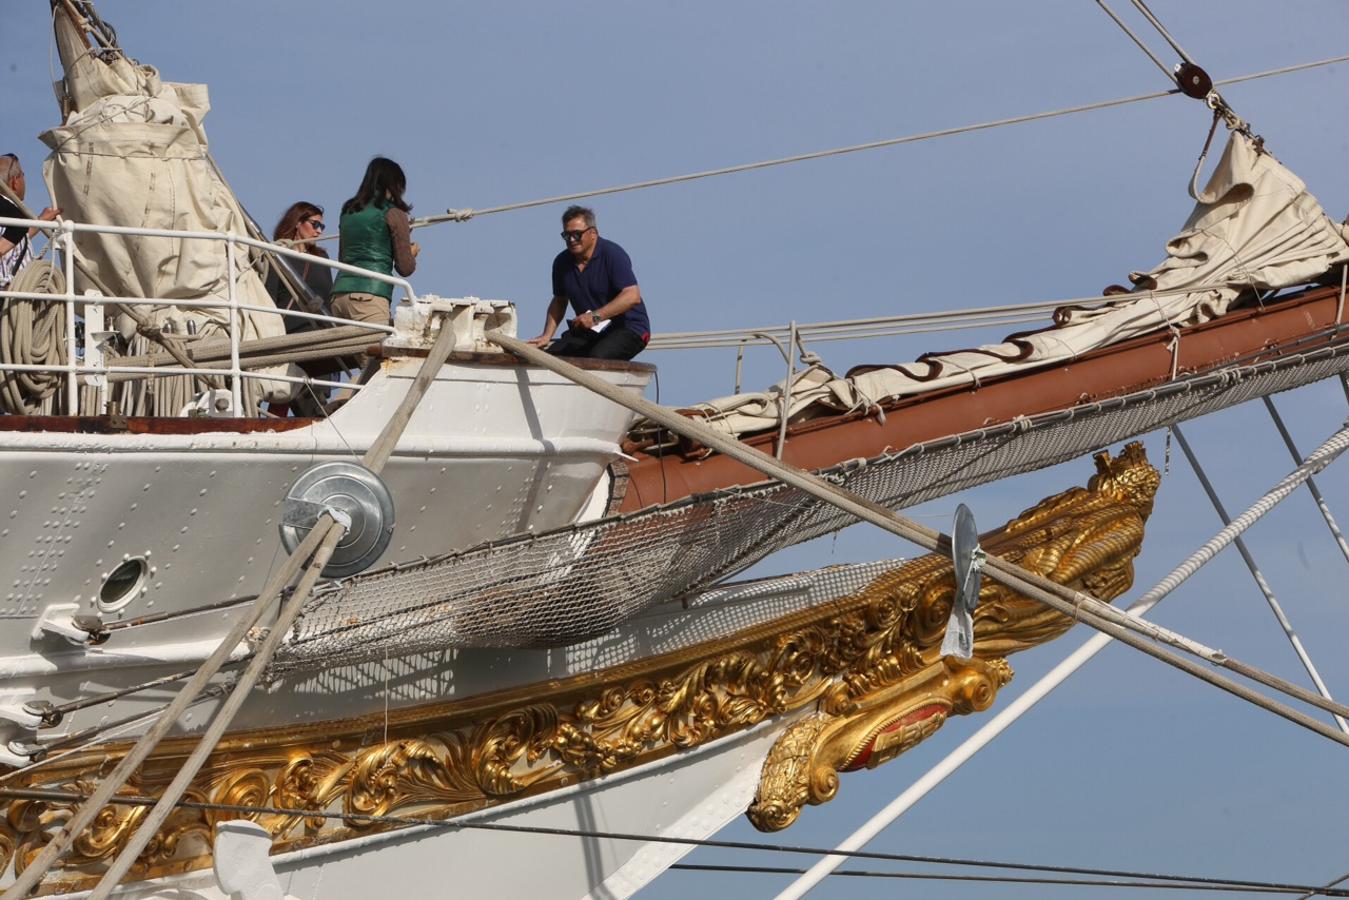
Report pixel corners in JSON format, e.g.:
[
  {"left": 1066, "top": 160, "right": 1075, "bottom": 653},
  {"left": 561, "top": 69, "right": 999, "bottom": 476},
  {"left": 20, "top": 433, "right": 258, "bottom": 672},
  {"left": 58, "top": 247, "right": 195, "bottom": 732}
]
[{"left": 5, "top": 2, "right": 1349, "bottom": 897}]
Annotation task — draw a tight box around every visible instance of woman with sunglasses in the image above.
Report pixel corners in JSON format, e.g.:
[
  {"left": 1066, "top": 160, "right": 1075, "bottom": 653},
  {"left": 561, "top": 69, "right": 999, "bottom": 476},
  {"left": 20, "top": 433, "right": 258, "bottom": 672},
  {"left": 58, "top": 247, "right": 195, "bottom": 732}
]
[
  {"left": 265, "top": 200, "right": 332, "bottom": 335},
  {"left": 330, "top": 157, "right": 418, "bottom": 328},
  {"left": 264, "top": 201, "right": 334, "bottom": 416}
]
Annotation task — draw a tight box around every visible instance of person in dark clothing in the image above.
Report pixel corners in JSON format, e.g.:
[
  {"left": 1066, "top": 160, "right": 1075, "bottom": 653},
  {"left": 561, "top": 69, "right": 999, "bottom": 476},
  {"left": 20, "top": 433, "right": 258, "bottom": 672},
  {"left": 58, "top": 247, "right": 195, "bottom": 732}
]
[
  {"left": 264, "top": 201, "right": 334, "bottom": 417},
  {"left": 528, "top": 205, "right": 650, "bottom": 361},
  {"left": 265, "top": 200, "right": 333, "bottom": 335},
  {"left": 0, "top": 153, "right": 60, "bottom": 289}
]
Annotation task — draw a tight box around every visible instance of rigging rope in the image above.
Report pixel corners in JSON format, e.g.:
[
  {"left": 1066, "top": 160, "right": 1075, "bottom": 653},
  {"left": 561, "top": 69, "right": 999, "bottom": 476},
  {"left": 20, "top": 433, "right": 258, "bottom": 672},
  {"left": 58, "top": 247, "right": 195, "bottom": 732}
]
[
  {"left": 1263, "top": 396, "right": 1349, "bottom": 566},
  {"left": 3, "top": 788, "right": 1344, "bottom": 897},
  {"left": 398, "top": 54, "right": 1349, "bottom": 233},
  {"left": 1171, "top": 423, "right": 1349, "bottom": 733},
  {"left": 644, "top": 278, "right": 1249, "bottom": 351},
  {"left": 1094, "top": 1, "right": 1177, "bottom": 83},
  {"left": 781, "top": 415, "right": 1349, "bottom": 896},
  {"left": 672, "top": 863, "right": 1326, "bottom": 893},
  {"left": 0, "top": 260, "right": 66, "bottom": 414}
]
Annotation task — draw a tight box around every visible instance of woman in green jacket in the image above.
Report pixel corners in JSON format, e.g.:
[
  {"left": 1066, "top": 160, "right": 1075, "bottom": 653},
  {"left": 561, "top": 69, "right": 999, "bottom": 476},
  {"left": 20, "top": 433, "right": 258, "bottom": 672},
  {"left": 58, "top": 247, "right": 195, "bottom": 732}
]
[{"left": 330, "top": 157, "right": 419, "bottom": 326}]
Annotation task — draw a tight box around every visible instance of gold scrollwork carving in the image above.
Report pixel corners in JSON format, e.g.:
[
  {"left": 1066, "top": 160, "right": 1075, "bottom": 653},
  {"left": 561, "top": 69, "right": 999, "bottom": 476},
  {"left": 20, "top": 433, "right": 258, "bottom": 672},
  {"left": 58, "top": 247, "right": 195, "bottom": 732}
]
[
  {"left": 747, "top": 443, "right": 1157, "bottom": 831},
  {"left": 9, "top": 444, "right": 1157, "bottom": 894}
]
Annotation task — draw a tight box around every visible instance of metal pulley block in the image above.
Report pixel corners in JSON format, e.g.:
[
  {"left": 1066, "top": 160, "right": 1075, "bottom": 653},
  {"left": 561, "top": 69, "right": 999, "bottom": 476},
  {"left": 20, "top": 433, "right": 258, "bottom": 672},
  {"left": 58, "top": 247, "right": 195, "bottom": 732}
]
[
  {"left": 280, "top": 461, "right": 395, "bottom": 577},
  {"left": 1174, "top": 62, "right": 1212, "bottom": 99}
]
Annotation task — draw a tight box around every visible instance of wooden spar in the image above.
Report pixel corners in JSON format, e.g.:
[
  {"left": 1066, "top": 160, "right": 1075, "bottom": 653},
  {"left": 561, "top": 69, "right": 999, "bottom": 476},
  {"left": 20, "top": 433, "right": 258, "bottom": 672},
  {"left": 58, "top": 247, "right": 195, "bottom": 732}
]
[
  {"left": 619, "top": 284, "right": 1349, "bottom": 510},
  {"left": 489, "top": 330, "right": 1349, "bottom": 747}
]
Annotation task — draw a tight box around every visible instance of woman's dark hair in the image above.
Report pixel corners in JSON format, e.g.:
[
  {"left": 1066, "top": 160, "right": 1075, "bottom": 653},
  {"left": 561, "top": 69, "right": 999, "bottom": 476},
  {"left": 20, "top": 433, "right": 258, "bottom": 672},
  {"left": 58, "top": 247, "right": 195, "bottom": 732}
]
[
  {"left": 341, "top": 157, "right": 411, "bottom": 215},
  {"left": 272, "top": 201, "right": 324, "bottom": 242}
]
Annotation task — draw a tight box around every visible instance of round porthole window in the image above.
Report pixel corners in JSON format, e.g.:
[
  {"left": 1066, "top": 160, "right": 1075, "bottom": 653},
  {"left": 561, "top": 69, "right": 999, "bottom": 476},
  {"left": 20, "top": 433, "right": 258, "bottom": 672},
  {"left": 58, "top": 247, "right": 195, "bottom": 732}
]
[{"left": 99, "top": 557, "right": 148, "bottom": 612}]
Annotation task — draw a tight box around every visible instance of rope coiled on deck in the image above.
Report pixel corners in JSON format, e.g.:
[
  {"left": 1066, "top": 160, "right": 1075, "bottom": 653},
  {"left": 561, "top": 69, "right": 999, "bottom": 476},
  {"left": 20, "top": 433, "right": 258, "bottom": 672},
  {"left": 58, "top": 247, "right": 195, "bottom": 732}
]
[{"left": 0, "top": 260, "right": 67, "bottom": 414}]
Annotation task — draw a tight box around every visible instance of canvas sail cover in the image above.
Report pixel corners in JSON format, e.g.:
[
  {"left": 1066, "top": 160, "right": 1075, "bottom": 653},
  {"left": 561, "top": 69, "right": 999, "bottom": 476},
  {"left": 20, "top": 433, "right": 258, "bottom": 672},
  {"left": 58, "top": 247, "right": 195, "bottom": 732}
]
[
  {"left": 659, "top": 131, "right": 1349, "bottom": 440},
  {"left": 38, "top": 13, "right": 284, "bottom": 345}
]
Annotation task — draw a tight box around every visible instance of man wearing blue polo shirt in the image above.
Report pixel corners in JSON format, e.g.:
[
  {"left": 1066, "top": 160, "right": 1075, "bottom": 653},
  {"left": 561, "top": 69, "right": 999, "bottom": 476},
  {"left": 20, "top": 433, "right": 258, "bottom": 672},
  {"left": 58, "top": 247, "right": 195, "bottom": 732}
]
[{"left": 527, "top": 205, "right": 650, "bottom": 361}]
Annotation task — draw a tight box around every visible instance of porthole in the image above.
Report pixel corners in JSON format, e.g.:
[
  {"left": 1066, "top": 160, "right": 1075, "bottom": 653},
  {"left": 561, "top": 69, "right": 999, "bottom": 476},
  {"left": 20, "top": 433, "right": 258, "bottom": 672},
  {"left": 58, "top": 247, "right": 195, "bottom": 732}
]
[{"left": 99, "top": 557, "right": 148, "bottom": 612}]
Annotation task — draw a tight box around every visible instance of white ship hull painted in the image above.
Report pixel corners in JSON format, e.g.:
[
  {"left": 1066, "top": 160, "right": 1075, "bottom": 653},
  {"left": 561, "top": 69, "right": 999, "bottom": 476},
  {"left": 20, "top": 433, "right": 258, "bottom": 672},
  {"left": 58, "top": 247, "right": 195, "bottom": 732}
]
[
  {"left": 0, "top": 353, "right": 650, "bottom": 756},
  {"left": 10, "top": 564, "right": 856, "bottom": 899}
]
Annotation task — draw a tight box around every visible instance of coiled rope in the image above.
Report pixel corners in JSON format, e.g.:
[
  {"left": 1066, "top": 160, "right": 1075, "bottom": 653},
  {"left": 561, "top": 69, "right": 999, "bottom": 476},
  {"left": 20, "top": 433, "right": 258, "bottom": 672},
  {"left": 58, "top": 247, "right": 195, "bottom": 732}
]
[{"left": 0, "top": 260, "right": 66, "bottom": 414}]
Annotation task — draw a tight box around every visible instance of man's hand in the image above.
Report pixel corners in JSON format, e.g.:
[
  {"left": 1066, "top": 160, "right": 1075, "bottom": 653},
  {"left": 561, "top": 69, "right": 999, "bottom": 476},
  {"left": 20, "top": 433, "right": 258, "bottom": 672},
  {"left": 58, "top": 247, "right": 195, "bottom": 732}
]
[
  {"left": 574, "top": 310, "right": 600, "bottom": 330},
  {"left": 38, "top": 207, "right": 60, "bottom": 221},
  {"left": 526, "top": 334, "right": 552, "bottom": 348}
]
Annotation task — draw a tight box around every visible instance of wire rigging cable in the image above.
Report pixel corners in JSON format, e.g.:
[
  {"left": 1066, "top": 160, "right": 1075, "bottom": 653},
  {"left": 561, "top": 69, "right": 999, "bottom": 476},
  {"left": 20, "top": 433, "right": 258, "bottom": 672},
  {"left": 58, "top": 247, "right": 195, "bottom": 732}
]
[
  {"left": 402, "top": 54, "right": 1349, "bottom": 232},
  {"left": 3, "top": 788, "right": 1345, "bottom": 897},
  {"left": 670, "top": 863, "right": 1330, "bottom": 894}
]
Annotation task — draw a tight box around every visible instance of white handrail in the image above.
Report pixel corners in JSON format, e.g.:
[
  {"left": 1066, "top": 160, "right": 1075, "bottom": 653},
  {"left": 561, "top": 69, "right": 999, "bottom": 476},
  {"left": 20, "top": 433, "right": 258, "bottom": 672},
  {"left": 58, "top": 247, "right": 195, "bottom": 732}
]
[
  {"left": 0, "top": 216, "right": 417, "bottom": 304},
  {"left": 0, "top": 288, "right": 395, "bottom": 332},
  {"left": 0, "top": 214, "right": 410, "bottom": 415}
]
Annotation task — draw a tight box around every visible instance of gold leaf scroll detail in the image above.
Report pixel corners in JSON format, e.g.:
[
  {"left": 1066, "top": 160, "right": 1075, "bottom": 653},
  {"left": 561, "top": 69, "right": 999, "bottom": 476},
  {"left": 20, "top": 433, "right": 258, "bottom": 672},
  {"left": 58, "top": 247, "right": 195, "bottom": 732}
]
[
  {"left": 747, "top": 657, "right": 1011, "bottom": 831},
  {"left": 747, "top": 442, "right": 1158, "bottom": 831},
  {"left": 7, "top": 444, "right": 1158, "bottom": 894}
]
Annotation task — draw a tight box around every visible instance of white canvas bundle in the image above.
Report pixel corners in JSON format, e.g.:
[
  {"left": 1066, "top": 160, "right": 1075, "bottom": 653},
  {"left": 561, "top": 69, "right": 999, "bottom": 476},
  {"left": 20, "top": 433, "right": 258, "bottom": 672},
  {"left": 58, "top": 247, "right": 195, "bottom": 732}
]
[
  {"left": 40, "top": 14, "right": 286, "bottom": 375},
  {"left": 673, "top": 131, "right": 1349, "bottom": 440}
]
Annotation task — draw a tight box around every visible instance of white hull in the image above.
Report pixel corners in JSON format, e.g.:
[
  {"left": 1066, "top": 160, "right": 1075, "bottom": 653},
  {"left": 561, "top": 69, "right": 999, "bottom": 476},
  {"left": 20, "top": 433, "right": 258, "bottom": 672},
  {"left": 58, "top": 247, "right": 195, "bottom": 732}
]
[
  {"left": 12, "top": 563, "right": 869, "bottom": 899},
  {"left": 0, "top": 352, "right": 649, "bottom": 754}
]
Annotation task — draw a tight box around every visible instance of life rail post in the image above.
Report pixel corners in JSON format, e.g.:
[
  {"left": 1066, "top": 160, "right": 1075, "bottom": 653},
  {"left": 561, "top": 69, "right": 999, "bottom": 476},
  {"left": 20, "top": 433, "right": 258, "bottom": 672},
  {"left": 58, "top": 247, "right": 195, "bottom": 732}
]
[
  {"left": 226, "top": 234, "right": 242, "bottom": 416},
  {"left": 60, "top": 221, "right": 77, "bottom": 412}
]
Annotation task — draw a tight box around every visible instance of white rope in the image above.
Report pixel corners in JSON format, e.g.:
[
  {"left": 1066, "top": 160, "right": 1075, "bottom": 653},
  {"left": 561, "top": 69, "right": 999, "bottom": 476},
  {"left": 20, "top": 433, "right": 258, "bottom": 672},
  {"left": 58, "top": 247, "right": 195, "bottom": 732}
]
[
  {"left": 0, "top": 260, "right": 67, "bottom": 414},
  {"left": 778, "top": 417, "right": 1349, "bottom": 899},
  {"left": 1094, "top": 0, "right": 1177, "bottom": 84},
  {"left": 645, "top": 279, "right": 1249, "bottom": 351},
  {"left": 1130, "top": 0, "right": 1200, "bottom": 66},
  {"left": 1140, "top": 421, "right": 1349, "bottom": 606},
  {"left": 1263, "top": 396, "right": 1349, "bottom": 567},
  {"left": 401, "top": 54, "right": 1349, "bottom": 234},
  {"left": 1172, "top": 423, "right": 1348, "bottom": 733}
]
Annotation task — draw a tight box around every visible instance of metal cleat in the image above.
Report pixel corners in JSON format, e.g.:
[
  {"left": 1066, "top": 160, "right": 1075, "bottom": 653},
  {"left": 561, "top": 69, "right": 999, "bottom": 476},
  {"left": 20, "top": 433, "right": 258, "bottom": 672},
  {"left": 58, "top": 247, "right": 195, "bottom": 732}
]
[
  {"left": 0, "top": 694, "right": 44, "bottom": 732},
  {"left": 0, "top": 742, "right": 35, "bottom": 769},
  {"left": 31, "top": 603, "right": 106, "bottom": 646},
  {"left": 21, "top": 700, "right": 62, "bottom": 728}
]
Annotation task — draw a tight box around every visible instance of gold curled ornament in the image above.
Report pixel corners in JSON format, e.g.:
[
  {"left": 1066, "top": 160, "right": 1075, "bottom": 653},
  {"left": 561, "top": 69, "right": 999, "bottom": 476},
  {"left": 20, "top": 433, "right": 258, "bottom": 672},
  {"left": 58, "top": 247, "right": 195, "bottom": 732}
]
[{"left": 5, "top": 443, "right": 1158, "bottom": 893}]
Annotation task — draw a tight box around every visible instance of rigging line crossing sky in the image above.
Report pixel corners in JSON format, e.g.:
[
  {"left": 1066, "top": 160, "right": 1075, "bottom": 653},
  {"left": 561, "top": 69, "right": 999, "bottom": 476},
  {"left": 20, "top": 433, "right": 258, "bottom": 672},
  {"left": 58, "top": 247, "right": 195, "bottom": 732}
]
[
  {"left": 1095, "top": 0, "right": 1179, "bottom": 83},
  {"left": 1128, "top": 0, "right": 1200, "bottom": 67},
  {"left": 673, "top": 863, "right": 1336, "bottom": 894},
  {"left": 3, "top": 788, "right": 1345, "bottom": 897},
  {"left": 777, "top": 417, "right": 1349, "bottom": 898},
  {"left": 400, "top": 52, "right": 1349, "bottom": 234},
  {"left": 1172, "top": 423, "right": 1349, "bottom": 733}
]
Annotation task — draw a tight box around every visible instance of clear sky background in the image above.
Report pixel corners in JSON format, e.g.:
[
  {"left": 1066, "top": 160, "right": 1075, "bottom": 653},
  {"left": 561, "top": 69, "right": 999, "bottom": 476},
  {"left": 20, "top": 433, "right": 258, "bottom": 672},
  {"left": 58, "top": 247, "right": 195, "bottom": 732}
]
[{"left": 5, "top": 2, "right": 1349, "bottom": 897}]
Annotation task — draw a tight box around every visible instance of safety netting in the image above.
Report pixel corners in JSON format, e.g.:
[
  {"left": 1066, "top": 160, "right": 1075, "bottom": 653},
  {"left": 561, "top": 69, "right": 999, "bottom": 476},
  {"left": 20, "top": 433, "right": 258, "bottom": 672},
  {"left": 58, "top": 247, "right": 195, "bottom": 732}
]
[{"left": 267, "top": 336, "right": 1349, "bottom": 676}]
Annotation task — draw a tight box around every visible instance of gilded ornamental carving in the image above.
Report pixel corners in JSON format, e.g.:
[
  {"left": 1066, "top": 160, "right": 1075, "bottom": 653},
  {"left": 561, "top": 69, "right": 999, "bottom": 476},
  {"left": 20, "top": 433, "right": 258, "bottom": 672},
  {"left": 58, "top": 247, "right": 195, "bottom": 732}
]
[{"left": 4, "top": 444, "right": 1158, "bottom": 893}]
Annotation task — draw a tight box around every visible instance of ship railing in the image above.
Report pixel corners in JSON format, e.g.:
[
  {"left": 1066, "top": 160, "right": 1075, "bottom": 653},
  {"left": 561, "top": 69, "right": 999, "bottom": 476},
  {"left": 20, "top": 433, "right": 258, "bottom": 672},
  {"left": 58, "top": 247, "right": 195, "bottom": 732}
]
[{"left": 0, "top": 215, "right": 413, "bottom": 417}]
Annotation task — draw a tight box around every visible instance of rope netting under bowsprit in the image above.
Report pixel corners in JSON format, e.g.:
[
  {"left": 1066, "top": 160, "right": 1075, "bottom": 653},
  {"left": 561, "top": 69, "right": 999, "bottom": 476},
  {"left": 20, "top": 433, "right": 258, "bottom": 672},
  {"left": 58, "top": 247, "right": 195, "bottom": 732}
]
[{"left": 265, "top": 341, "right": 1349, "bottom": 675}]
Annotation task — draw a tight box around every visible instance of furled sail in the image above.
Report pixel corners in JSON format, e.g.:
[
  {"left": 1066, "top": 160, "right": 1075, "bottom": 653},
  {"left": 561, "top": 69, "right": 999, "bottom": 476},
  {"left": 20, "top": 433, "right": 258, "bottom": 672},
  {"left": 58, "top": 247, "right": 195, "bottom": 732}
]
[
  {"left": 39, "top": 11, "right": 285, "bottom": 347},
  {"left": 657, "top": 131, "right": 1349, "bottom": 440}
]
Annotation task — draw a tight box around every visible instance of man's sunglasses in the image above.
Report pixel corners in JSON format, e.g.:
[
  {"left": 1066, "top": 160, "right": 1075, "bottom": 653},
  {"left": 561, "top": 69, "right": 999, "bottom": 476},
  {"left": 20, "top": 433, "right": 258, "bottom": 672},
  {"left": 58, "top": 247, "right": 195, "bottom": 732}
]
[{"left": 561, "top": 226, "right": 595, "bottom": 244}]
